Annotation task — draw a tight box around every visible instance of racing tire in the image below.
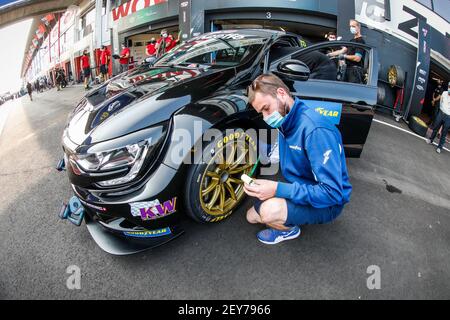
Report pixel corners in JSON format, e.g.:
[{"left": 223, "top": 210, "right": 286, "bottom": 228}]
[
  {"left": 184, "top": 128, "right": 258, "bottom": 223},
  {"left": 388, "top": 65, "right": 405, "bottom": 87},
  {"left": 408, "top": 116, "right": 428, "bottom": 137},
  {"left": 377, "top": 82, "right": 387, "bottom": 106}
]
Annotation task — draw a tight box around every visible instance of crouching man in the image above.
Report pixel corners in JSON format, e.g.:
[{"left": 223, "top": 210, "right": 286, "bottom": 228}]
[{"left": 244, "top": 74, "right": 352, "bottom": 244}]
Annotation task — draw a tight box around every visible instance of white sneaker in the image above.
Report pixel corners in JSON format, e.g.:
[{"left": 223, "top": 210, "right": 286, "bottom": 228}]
[
  {"left": 436, "top": 148, "right": 442, "bottom": 154},
  {"left": 425, "top": 138, "right": 432, "bottom": 144}
]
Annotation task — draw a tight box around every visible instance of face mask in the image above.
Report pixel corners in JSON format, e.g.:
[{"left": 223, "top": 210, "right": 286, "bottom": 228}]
[
  {"left": 263, "top": 99, "right": 286, "bottom": 128},
  {"left": 162, "top": 33, "right": 167, "bottom": 38},
  {"left": 264, "top": 111, "right": 284, "bottom": 128},
  {"left": 350, "top": 27, "right": 357, "bottom": 35}
]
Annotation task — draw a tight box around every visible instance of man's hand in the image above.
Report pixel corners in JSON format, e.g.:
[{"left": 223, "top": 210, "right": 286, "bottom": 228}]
[{"left": 243, "top": 179, "right": 278, "bottom": 201}]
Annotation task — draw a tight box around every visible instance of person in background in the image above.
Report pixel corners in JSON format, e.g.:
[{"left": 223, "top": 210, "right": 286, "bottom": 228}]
[
  {"left": 431, "top": 79, "right": 444, "bottom": 123},
  {"left": 325, "top": 31, "right": 337, "bottom": 41},
  {"left": 293, "top": 50, "right": 337, "bottom": 80},
  {"left": 26, "top": 82, "right": 33, "bottom": 101},
  {"left": 34, "top": 79, "right": 40, "bottom": 94},
  {"left": 99, "top": 45, "right": 110, "bottom": 82},
  {"left": 145, "top": 38, "right": 157, "bottom": 64},
  {"left": 55, "top": 66, "right": 64, "bottom": 91},
  {"left": 325, "top": 30, "right": 345, "bottom": 80},
  {"left": 327, "top": 19, "right": 366, "bottom": 84},
  {"left": 428, "top": 79, "right": 444, "bottom": 128},
  {"left": 39, "top": 77, "right": 45, "bottom": 91},
  {"left": 119, "top": 43, "right": 130, "bottom": 73},
  {"left": 81, "top": 50, "right": 91, "bottom": 90},
  {"left": 156, "top": 29, "right": 176, "bottom": 57},
  {"left": 426, "top": 81, "right": 450, "bottom": 154},
  {"left": 325, "top": 31, "right": 341, "bottom": 53},
  {"left": 432, "top": 80, "right": 444, "bottom": 107}
]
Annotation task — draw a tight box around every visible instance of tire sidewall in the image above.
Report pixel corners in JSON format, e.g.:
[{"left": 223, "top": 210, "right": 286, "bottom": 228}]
[
  {"left": 184, "top": 128, "right": 258, "bottom": 223},
  {"left": 409, "top": 116, "right": 428, "bottom": 137}
]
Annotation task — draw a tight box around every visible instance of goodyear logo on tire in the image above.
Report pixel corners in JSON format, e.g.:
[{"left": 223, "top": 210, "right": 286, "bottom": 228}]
[
  {"left": 217, "top": 132, "right": 257, "bottom": 150},
  {"left": 301, "top": 100, "right": 342, "bottom": 125}
]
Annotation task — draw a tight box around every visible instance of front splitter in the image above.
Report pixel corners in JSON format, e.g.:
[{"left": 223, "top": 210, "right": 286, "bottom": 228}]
[{"left": 85, "top": 215, "right": 184, "bottom": 255}]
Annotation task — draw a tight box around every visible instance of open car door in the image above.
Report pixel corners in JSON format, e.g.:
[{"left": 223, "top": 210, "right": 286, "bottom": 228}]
[{"left": 268, "top": 41, "right": 379, "bottom": 158}]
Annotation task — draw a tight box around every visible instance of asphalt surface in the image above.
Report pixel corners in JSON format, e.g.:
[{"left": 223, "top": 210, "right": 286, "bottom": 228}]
[{"left": 0, "top": 86, "right": 449, "bottom": 300}]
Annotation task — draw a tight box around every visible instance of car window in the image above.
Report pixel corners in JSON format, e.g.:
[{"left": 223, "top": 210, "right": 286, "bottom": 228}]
[
  {"left": 154, "top": 34, "right": 267, "bottom": 68},
  {"left": 268, "top": 37, "right": 300, "bottom": 64},
  {"left": 272, "top": 44, "right": 371, "bottom": 85}
]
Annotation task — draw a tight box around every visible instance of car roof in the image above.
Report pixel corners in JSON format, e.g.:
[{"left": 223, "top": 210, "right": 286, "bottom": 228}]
[{"left": 203, "top": 28, "right": 287, "bottom": 38}]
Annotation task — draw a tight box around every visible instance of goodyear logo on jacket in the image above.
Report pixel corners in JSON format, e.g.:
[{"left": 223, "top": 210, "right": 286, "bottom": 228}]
[{"left": 301, "top": 100, "right": 342, "bottom": 125}]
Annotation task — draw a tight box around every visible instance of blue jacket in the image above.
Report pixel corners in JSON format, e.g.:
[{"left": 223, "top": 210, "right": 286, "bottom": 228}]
[{"left": 275, "top": 98, "right": 352, "bottom": 208}]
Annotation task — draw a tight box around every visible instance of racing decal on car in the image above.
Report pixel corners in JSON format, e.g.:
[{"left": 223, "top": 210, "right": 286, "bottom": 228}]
[
  {"left": 130, "top": 198, "right": 177, "bottom": 220},
  {"left": 301, "top": 100, "right": 342, "bottom": 125},
  {"left": 196, "top": 33, "right": 246, "bottom": 40},
  {"left": 216, "top": 131, "right": 257, "bottom": 151},
  {"left": 78, "top": 198, "right": 107, "bottom": 212},
  {"left": 123, "top": 228, "right": 172, "bottom": 238}
]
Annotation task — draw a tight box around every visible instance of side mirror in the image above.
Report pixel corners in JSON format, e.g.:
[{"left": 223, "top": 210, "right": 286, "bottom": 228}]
[{"left": 276, "top": 59, "right": 310, "bottom": 81}]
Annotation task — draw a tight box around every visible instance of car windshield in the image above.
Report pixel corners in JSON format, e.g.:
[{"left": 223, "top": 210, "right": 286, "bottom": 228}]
[{"left": 154, "top": 33, "right": 267, "bottom": 68}]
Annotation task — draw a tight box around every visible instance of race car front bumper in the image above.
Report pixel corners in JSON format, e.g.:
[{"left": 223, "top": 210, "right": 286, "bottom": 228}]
[
  {"left": 84, "top": 214, "right": 184, "bottom": 255},
  {"left": 58, "top": 195, "right": 184, "bottom": 255}
]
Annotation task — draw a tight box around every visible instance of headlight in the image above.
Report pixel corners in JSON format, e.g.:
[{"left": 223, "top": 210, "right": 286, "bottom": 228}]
[
  {"left": 73, "top": 142, "right": 144, "bottom": 172},
  {"left": 95, "top": 141, "right": 150, "bottom": 187},
  {"left": 69, "top": 124, "right": 167, "bottom": 187}
]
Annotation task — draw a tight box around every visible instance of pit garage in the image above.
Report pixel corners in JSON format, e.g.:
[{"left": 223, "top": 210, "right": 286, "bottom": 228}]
[
  {"left": 206, "top": 9, "right": 337, "bottom": 44},
  {"left": 119, "top": 19, "right": 178, "bottom": 67}
]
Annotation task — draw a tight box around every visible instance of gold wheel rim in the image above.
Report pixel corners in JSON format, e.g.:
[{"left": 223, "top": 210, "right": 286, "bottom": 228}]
[
  {"left": 199, "top": 139, "right": 253, "bottom": 216},
  {"left": 388, "top": 67, "right": 397, "bottom": 87}
]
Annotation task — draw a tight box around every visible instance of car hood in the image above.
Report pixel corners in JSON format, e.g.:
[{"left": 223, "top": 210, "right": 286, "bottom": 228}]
[{"left": 65, "top": 65, "right": 232, "bottom": 146}]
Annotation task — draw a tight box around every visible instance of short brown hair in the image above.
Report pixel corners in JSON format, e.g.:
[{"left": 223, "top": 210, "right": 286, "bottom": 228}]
[
  {"left": 350, "top": 19, "right": 361, "bottom": 28},
  {"left": 247, "top": 73, "right": 291, "bottom": 104}
]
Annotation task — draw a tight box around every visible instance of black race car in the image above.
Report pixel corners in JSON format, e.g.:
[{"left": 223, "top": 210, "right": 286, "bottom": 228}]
[{"left": 58, "top": 29, "right": 379, "bottom": 255}]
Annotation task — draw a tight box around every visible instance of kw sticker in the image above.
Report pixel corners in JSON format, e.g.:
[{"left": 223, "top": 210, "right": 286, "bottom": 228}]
[{"left": 130, "top": 198, "right": 177, "bottom": 220}]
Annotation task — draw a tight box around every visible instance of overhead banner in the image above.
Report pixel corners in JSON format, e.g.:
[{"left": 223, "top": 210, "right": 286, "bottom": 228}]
[
  {"left": 404, "top": 19, "right": 431, "bottom": 120},
  {"left": 112, "top": 0, "right": 169, "bottom": 32}
]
